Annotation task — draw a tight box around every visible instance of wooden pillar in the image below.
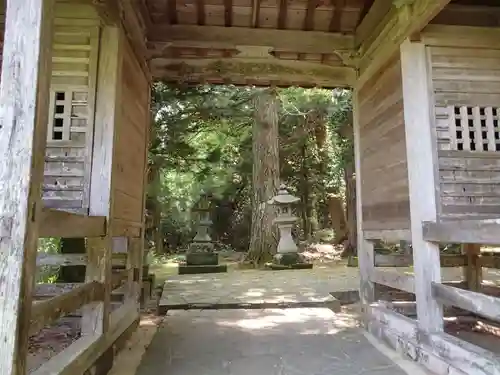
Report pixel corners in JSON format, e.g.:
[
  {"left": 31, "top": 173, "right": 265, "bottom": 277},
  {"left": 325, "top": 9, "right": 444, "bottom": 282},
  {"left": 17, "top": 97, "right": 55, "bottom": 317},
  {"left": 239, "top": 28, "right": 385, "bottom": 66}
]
[
  {"left": 462, "top": 244, "right": 482, "bottom": 292},
  {"left": 352, "top": 90, "right": 375, "bottom": 319},
  {"left": 85, "top": 25, "right": 122, "bottom": 335},
  {"left": 400, "top": 39, "right": 443, "bottom": 334},
  {"left": 0, "top": 0, "right": 54, "bottom": 373}
]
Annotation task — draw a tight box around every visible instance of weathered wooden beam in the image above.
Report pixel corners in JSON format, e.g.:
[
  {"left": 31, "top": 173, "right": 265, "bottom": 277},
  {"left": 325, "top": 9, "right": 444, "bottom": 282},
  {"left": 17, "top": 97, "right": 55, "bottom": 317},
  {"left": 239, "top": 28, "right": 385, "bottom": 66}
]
[
  {"left": 355, "top": 0, "right": 393, "bottom": 48},
  {"left": 36, "top": 253, "right": 128, "bottom": 267},
  {"left": 30, "top": 302, "right": 138, "bottom": 375},
  {"left": 353, "top": 91, "right": 375, "bottom": 319},
  {"left": 30, "top": 281, "right": 104, "bottom": 336},
  {"left": 463, "top": 244, "right": 482, "bottom": 292},
  {"left": 371, "top": 269, "right": 415, "bottom": 294},
  {"left": 432, "top": 282, "right": 500, "bottom": 323},
  {"left": 367, "top": 304, "right": 500, "bottom": 375},
  {"left": 480, "top": 255, "right": 500, "bottom": 269},
  {"left": 150, "top": 56, "right": 356, "bottom": 88},
  {"left": 364, "top": 229, "right": 411, "bottom": 242},
  {"left": 423, "top": 220, "right": 500, "bottom": 245},
  {"left": 356, "top": 0, "right": 451, "bottom": 87},
  {"left": 147, "top": 25, "right": 355, "bottom": 55},
  {"left": 0, "top": 0, "right": 54, "bottom": 373},
  {"left": 401, "top": 38, "right": 443, "bottom": 333},
  {"left": 38, "top": 208, "right": 107, "bottom": 238},
  {"left": 374, "top": 253, "right": 468, "bottom": 268}
]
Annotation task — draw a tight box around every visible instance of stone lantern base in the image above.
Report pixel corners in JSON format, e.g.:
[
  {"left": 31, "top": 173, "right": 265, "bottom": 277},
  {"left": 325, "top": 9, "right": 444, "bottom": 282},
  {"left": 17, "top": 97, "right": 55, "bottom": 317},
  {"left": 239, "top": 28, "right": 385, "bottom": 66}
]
[
  {"left": 266, "top": 252, "right": 313, "bottom": 270},
  {"left": 178, "top": 243, "right": 228, "bottom": 275}
]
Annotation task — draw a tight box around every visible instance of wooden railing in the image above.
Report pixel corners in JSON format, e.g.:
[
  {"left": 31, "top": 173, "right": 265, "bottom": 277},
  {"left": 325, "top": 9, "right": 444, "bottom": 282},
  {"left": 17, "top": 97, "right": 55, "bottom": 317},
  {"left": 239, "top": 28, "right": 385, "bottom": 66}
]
[
  {"left": 38, "top": 208, "right": 107, "bottom": 238},
  {"left": 432, "top": 283, "right": 500, "bottom": 322},
  {"left": 31, "top": 208, "right": 143, "bottom": 374}
]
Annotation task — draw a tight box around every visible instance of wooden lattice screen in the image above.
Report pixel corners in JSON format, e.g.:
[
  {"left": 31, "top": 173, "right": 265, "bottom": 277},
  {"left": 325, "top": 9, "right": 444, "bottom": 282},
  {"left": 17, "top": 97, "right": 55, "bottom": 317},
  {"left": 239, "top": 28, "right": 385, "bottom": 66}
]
[
  {"left": 447, "top": 106, "right": 500, "bottom": 152},
  {"left": 47, "top": 89, "right": 89, "bottom": 142}
]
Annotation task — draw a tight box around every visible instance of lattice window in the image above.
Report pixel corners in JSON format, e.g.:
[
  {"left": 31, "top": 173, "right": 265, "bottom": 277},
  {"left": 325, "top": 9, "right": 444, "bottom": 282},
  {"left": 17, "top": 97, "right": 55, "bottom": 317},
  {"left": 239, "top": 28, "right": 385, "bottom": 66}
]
[
  {"left": 47, "top": 90, "right": 88, "bottom": 142},
  {"left": 448, "top": 106, "right": 500, "bottom": 152}
]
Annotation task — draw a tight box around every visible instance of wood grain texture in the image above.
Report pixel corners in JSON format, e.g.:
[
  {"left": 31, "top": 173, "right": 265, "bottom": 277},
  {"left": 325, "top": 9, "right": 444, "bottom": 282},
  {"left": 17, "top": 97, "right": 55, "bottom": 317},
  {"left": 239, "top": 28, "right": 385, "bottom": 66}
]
[
  {"left": 0, "top": 0, "right": 54, "bottom": 373},
  {"left": 30, "top": 281, "right": 104, "bottom": 336},
  {"left": 38, "top": 207, "right": 107, "bottom": 238},
  {"left": 400, "top": 39, "right": 443, "bottom": 333},
  {"left": 357, "top": 56, "right": 410, "bottom": 231},
  {"left": 353, "top": 89, "right": 375, "bottom": 320}
]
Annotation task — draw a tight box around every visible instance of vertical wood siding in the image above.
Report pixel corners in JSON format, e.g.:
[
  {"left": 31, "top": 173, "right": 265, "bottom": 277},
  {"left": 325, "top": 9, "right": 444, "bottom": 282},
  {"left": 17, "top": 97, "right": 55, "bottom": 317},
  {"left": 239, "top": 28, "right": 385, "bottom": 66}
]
[{"left": 358, "top": 56, "right": 410, "bottom": 231}]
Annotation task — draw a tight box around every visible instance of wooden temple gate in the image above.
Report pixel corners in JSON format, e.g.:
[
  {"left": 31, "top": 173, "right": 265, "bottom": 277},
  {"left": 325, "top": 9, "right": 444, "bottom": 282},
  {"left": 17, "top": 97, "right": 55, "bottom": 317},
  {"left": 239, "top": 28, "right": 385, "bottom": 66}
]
[{"left": 1, "top": 0, "right": 500, "bottom": 374}]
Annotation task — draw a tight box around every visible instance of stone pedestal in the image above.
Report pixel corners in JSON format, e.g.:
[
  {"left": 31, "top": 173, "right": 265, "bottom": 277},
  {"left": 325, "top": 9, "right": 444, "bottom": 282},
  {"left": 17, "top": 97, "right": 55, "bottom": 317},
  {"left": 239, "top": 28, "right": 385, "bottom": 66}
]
[
  {"left": 266, "top": 184, "right": 312, "bottom": 270},
  {"left": 179, "top": 193, "right": 227, "bottom": 275}
]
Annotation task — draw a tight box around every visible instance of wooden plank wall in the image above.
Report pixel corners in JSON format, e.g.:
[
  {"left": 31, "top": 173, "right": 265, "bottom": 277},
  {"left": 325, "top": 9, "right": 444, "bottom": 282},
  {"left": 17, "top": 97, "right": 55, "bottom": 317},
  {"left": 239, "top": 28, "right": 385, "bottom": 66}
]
[
  {"left": 111, "top": 37, "right": 150, "bottom": 236},
  {"left": 424, "top": 26, "right": 500, "bottom": 221},
  {"left": 43, "top": 0, "right": 100, "bottom": 213},
  {"left": 357, "top": 56, "right": 410, "bottom": 231}
]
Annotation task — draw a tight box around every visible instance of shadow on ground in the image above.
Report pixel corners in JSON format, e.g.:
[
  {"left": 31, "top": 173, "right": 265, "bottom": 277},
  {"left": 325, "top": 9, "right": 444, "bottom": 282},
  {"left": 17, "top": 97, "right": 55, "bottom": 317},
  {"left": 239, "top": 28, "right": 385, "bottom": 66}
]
[{"left": 136, "top": 307, "right": 408, "bottom": 375}]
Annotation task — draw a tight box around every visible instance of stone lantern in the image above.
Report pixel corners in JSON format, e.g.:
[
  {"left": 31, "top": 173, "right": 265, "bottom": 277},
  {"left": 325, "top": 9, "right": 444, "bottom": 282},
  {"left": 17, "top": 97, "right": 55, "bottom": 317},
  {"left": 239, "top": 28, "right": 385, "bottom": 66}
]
[
  {"left": 179, "top": 192, "right": 227, "bottom": 274},
  {"left": 267, "top": 184, "right": 312, "bottom": 270}
]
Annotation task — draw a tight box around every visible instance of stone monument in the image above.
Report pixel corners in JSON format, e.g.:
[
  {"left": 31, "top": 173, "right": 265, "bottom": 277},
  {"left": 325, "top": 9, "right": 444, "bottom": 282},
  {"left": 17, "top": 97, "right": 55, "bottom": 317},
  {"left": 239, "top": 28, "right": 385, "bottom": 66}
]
[
  {"left": 178, "top": 192, "right": 227, "bottom": 274},
  {"left": 267, "top": 184, "right": 313, "bottom": 270}
]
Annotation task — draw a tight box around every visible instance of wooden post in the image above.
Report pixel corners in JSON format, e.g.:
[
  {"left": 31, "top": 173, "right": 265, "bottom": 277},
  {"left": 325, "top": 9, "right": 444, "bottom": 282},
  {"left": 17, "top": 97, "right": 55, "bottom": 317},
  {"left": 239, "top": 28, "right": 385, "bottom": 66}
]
[
  {"left": 462, "top": 244, "right": 482, "bottom": 292},
  {"left": 0, "top": 0, "right": 54, "bottom": 373},
  {"left": 400, "top": 38, "right": 443, "bottom": 334},
  {"left": 352, "top": 90, "right": 375, "bottom": 319},
  {"left": 85, "top": 25, "right": 122, "bottom": 335}
]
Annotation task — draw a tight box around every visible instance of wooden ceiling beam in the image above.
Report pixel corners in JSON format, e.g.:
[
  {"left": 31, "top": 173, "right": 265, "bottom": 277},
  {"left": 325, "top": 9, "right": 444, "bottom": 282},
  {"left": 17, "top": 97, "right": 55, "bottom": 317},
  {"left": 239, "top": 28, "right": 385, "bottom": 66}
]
[
  {"left": 354, "top": 0, "right": 392, "bottom": 48},
  {"left": 356, "top": 0, "right": 451, "bottom": 87},
  {"left": 147, "top": 25, "right": 355, "bottom": 54},
  {"left": 149, "top": 55, "right": 356, "bottom": 88}
]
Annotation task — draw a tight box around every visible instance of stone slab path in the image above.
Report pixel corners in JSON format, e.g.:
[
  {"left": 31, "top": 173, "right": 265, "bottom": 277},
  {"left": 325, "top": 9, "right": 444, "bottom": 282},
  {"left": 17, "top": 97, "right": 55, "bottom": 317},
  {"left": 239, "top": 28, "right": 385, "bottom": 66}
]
[
  {"left": 136, "top": 308, "right": 422, "bottom": 375},
  {"left": 158, "top": 268, "right": 359, "bottom": 313}
]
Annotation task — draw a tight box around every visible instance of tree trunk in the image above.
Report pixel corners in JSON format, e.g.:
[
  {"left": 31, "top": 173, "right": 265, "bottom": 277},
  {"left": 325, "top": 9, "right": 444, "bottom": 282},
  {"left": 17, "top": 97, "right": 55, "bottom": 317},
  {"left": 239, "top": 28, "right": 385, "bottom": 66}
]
[
  {"left": 343, "top": 160, "right": 357, "bottom": 256},
  {"left": 245, "top": 89, "right": 280, "bottom": 266},
  {"left": 328, "top": 195, "right": 347, "bottom": 244},
  {"left": 57, "top": 238, "right": 86, "bottom": 282}
]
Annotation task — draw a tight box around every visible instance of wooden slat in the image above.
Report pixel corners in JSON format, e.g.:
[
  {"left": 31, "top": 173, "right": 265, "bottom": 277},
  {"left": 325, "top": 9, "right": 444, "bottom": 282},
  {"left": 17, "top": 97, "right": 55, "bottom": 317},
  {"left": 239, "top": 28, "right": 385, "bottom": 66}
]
[
  {"left": 364, "top": 229, "right": 411, "bottom": 242},
  {"left": 432, "top": 282, "right": 500, "bottom": 322},
  {"left": 423, "top": 220, "right": 500, "bottom": 245},
  {"left": 38, "top": 207, "right": 107, "bottom": 238},
  {"left": 480, "top": 255, "right": 500, "bottom": 269},
  {"left": 30, "top": 303, "right": 138, "bottom": 375},
  {"left": 30, "top": 281, "right": 104, "bottom": 336},
  {"left": 0, "top": 0, "right": 54, "bottom": 373},
  {"left": 371, "top": 269, "right": 415, "bottom": 294},
  {"left": 36, "top": 252, "right": 127, "bottom": 267}
]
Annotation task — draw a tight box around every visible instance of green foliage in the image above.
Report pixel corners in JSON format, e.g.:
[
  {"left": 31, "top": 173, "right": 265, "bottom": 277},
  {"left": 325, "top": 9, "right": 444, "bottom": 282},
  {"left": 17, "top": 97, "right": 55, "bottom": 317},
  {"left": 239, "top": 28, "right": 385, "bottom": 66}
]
[
  {"left": 148, "top": 83, "right": 353, "bottom": 253},
  {"left": 36, "top": 237, "right": 61, "bottom": 283}
]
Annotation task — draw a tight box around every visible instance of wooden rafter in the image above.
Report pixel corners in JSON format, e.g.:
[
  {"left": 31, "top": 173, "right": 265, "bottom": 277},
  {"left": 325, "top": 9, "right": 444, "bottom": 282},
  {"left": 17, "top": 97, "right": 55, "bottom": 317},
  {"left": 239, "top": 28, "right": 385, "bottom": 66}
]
[
  {"left": 224, "top": 0, "right": 233, "bottom": 26},
  {"left": 197, "top": 0, "right": 206, "bottom": 25},
  {"left": 277, "top": 0, "right": 288, "bottom": 29},
  {"left": 329, "top": 0, "right": 346, "bottom": 32},
  {"left": 251, "top": 0, "right": 261, "bottom": 27},
  {"left": 355, "top": 0, "right": 451, "bottom": 87},
  {"left": 303, "top": 0, "right": 317, "bottom": 31},
  {"left": 147, "top": 25, "right": 355, "bottom": 54}
]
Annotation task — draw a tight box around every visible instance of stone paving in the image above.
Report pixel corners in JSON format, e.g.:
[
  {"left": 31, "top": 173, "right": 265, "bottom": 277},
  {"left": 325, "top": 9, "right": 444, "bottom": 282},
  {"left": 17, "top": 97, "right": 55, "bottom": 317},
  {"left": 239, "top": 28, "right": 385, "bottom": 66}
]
[
  {"left": 158, "top": 267, "right": 360, "bottom": 313},
  {"left": 136, "top": 308, "right": 414, "bottom": 375}
]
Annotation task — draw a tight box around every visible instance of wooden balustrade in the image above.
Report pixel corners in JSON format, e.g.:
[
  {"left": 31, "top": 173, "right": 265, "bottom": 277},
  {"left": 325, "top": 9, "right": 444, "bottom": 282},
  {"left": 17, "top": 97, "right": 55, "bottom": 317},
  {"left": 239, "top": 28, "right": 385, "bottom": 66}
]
[
  {"left": 432, "top": 283, "right": 500, "bottom": 322},
  {"left": 30, "top": 281, "right": 104, "bottom": 336},
  {"left": 374, "top": 254, "right": 468, "bottom": 267}
]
